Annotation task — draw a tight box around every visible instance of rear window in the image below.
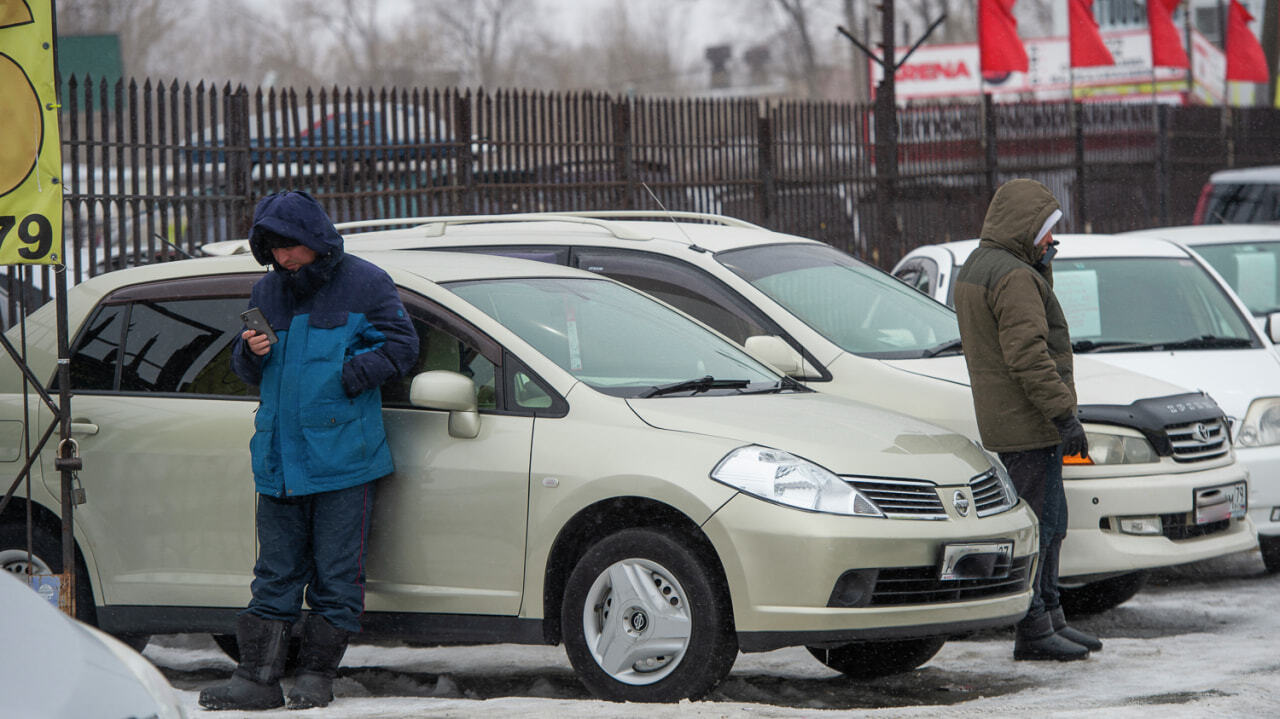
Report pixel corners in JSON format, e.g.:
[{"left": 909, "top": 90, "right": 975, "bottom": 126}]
[{"left": 1200, "top": 182, "right": 1280, "bottom": 224}]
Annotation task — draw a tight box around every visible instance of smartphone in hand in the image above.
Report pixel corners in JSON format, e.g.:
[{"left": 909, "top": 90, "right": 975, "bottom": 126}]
[{"left": 240, "top": 307, "right": 278, "bottom": 344}]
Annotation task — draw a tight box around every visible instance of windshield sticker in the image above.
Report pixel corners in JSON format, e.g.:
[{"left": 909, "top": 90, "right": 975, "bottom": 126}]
[
  {"left": 565, "top": 299, "right": 583, "bottom": 372},
  {"left": 1053, "top": 269, "right": 1102, "bottom": 337},
  {"left": 1235, "top": 250, "right": 1276, "bottom": 313}
]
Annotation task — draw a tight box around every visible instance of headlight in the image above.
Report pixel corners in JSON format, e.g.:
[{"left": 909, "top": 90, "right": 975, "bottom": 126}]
[
  {"left": 1064, "top": 430, "right": 1159, "bottom": 466},
  {"left": 711, "top": 445, "right": 884, "bottom": 517},
  {"left": 1238, "top": 397, "right": 1280, "bottom": 448}
]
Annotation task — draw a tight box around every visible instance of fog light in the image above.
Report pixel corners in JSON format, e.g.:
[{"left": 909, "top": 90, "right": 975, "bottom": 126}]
[
  {"left": 1270, "top": 507, "right": 1280, "bottom": 522},
  {"left": 827, "top": 569, "right": 877, "bottom": 608},
  {"left": 1117, "top": 516, "right": 1163, "bottom": 535}
]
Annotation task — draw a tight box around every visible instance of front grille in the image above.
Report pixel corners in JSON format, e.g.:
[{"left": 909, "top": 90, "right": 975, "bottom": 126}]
[
  {"left": 970, "top": 470, "right": 1013, "bottom": 517},
  {"left": 846, "top": 478, "right": 945, "bottom": 519},
  {"left": 1165, "top": 418, "right": 1229, "bottom": 462},
  {"left": 867, "top": 556, "right": 1034, "bottom": 606},
  {"left": 1161, "top": 512, "right": 1232, "bottom": 540}
]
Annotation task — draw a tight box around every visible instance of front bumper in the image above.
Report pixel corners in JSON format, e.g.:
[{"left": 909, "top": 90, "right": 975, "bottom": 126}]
[
  {"left": 1060, "top": 460, "right": 1257, "bottom": 579},
  {"left": 1237, "top": 444, "right": 1280, "bottom": 539},
  {"left": 700, "top": 492, "right": 1038, "bottom": 651}
]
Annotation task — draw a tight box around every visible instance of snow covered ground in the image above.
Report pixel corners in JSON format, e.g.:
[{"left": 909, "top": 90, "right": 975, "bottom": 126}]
[{"left": 149, "top": 547, "right": 1280, "bottom": 718}]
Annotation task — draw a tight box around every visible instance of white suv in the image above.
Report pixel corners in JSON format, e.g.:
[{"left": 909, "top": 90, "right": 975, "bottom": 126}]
[{"left": 205, "top": 212, "right": 1258, "bottom": 613}]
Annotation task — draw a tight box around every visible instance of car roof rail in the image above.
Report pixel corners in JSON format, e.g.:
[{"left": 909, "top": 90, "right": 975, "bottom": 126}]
[
  {"left": 544, "top": 210, "right": 765, "bottom": 229},
  {"left": 202, "top": 210, "right": 759, "bottom": 256},
  {"left": 332, "top": 213, "right": 653, "bottom": 241}
]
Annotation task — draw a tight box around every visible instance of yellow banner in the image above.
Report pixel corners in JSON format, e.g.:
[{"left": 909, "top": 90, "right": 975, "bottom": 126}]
[{"left": 0, "top": 0, "right": 62, "bottom": 265}]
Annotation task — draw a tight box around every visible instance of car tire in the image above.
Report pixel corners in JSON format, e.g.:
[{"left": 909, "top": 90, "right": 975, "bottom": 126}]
[
  {"left": 1058, "top": 570, "right": 1148, "bottom": 616},
  {"left": 1258, "top": 535, "right": 1280, "bottom": 574},
  {"left": 805, "top": 636, "right": 946, "bottom": 679},
  {"left": 0, "top": 520, "right": 147, "bottom": 650},
  {"left": 561, "top": 527, "right": 737, "bottom": 702}
]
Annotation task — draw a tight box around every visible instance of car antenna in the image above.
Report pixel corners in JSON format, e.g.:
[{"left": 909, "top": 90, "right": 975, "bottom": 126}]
[
  {"left": 153, "top": 233, "right": 195, "bottom": 259},
  {"left": 641, "top": 181, "right": 709, "bottom": 253}
]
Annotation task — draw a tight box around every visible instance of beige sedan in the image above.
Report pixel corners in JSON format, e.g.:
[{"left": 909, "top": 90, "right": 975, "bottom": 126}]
[{"left": 0, "top": 250, "right": 1036, "bottom": 702}]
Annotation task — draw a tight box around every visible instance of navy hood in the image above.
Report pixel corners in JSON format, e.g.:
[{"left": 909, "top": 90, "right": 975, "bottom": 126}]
[{"left": 248, "top": 191, "right": 344, "bottom": 266}]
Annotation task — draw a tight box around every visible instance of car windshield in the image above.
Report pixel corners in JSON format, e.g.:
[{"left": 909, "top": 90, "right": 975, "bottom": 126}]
[
  {"left": 446, "top": 276, "right": 780, "bottom": 397},
  {"left": 1053, "top": 257, "right": 1256, "bottom": 349},
  {"left": 1187, "top": 240, "right": 1280, "bottom": 317},
  {"left": 716, "top": 243, "right": 962, "bottom": 358}
]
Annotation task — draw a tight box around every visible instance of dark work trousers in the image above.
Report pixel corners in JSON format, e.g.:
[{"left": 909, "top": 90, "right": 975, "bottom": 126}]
[
  {"left": 244, "top": 481, "right": 376, "bottom": 633},
  {"left": 998, "top": 445, "right": 1067, "bottom": 631}
]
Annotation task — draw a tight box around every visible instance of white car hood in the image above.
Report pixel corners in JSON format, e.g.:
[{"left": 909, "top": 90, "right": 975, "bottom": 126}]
[
  {"left": 879, "top": 355, "right": 1197, "bottom": 406},
  {"left": 626, "top": 392, "right": 992, "bottom": 482},
  {"left": 1080, "top": 349, "right": 1280, "bottom": 419}
]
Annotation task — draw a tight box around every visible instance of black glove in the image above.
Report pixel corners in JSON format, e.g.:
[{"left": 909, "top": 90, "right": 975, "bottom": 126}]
[{"left": 1053, "top": 415, "right": 1089, "bottom": 459}]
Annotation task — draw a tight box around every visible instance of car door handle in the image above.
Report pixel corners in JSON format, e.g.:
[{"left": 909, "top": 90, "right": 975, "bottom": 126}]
[{"left": 70, "top": 420, "right": 99, "bottom": 436}]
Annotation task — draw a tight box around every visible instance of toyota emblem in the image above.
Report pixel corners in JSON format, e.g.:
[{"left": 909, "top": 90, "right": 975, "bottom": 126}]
[
  {"left": 1193, "top": 423, "right": 1211, "bottom": 443},
  {"left": 953, "top": 490, "right": 971, "bottom": 517}
]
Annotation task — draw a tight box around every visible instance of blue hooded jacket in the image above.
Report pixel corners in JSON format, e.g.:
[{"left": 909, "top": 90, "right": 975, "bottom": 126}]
[{"left": 231, "top": 191, "right": 419, "bottom": 497}]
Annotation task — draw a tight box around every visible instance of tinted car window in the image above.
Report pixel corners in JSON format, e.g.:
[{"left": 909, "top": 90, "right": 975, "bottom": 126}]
[
  {"left": 69, "top": 304, "right": 127, "bottom": 391},
  {"left": 1203, "top": 183, "right": 1280, "bottom": 224},
  {"left": 572, "top": 248, "right": 774, "bottom": 344},
  {"left": 119, "top": 299, "right": 251, "bottom": 395},
  {"left": 70, "top": 298, "right": 252, "bottom": 396}
]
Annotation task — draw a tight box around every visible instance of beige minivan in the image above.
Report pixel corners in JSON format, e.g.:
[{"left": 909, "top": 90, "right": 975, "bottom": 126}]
[{"left": 0, "top": 250, "right": 1037, "bottom": 702}]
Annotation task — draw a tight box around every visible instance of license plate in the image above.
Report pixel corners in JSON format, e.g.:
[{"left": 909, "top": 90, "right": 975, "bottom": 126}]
[
  {"left": 939, "top": 541, "right": 1013, "bottom": 581},
  {"left": 1194, "top": 482, "right": 1247, "bottom": 525}
]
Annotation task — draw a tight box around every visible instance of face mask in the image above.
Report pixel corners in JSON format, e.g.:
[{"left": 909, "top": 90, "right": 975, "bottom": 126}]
[{"left": 1036, "top": 240, "right": 1059, "bottom": 268}]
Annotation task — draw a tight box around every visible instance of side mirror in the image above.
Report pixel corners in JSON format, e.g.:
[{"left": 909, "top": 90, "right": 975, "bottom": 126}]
[
  {"left": 409, "top": 370, "right": 480, "bottom": 439},
  {"left": 1268, "top": 312, "right": 1280, "bottom": 345},
  {"left": 744, "top": 335, "right": 803, "bottom": 376}
]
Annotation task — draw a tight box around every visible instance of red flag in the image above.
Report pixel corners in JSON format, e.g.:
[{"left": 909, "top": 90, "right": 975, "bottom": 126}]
[
  {"left": 1069, "top": 0, "right": 1115, "bottom": 68},
  {"left": 1226, "top": 0, "right": 1269, "bottom": 82},
  {"left": 978, "top": 0, "right": 1028, "bottom": 74},
  {"left": 1148, "top": 0, "right": 1188, "bottom": 68}
]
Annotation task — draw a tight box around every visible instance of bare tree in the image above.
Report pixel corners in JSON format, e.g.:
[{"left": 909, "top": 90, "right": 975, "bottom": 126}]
[{"left": 427, "top": 0, "right": 531, "bottom": 89}]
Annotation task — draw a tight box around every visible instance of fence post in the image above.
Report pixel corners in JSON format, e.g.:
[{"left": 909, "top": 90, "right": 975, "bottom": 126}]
[
  {"left": 982, "top": 93, "right": 997, "bottom": 200},
  {"left": 756, "top": 111, "right": 776, "bottom": 226},
  {"left": 226, "top": 86, "right": 252, "bottom": 238},
  {"left": 454, "top": 92, "right": 474, "bottom": 215},
  {"left": 613, "top": 100, "right": 635, "bottom": 210},
  {"left": 1156, "top": 104, "right": 1170, "bottom": 226},
  {"left": 1073, "top": 101, "right": 1089, "bottom": 233}
]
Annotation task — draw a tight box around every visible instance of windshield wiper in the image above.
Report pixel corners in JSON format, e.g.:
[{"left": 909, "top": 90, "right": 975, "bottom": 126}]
[
  {"left": 1072, "top": 339, "right": 1166, "bottom": 353},
  {"left": 638, "top": 375, "right": 751, "bottom": 398},
  {"left": 1073, "top": 336, "right": 1252, "bottom": 353},
  {"left": 1159, "top": 335, "right": 1254, "bottom": 350},
  {"left": 922, "top": 338, "right": 964, "bottom": 358}
]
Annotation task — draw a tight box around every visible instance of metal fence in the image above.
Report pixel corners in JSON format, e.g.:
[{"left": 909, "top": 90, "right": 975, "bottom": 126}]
[{"left": 41, "top": 76, "right": 1280, "bottom": 320}]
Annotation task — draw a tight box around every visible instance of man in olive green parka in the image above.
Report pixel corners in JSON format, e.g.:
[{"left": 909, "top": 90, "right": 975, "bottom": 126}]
[{"left": 954, "top": 178, "right": 1101, "bottom": 661}]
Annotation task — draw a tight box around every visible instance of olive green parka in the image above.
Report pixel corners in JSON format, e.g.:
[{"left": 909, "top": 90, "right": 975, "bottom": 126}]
[{"left": 953, "top": 179, "right": 1077, "bottom": 452}]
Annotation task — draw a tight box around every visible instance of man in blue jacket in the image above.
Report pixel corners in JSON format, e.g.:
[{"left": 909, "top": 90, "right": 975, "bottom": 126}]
[{"left": 200, "top": 191, "right": 418, "bottom": 711}]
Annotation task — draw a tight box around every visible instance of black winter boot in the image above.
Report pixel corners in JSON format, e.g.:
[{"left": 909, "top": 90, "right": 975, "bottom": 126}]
[
  {"left": 286, "top": 614, "right": 351, "bottom": 710},
  {"left": 199, "top": 614, "right": 292, "bottom": 710},
  {"left": 1050, "top": 606, "right": 1103, "bottom": 652},
  {"left": 1013, "top": 610, "right": 1089, "bottom": 661}
]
